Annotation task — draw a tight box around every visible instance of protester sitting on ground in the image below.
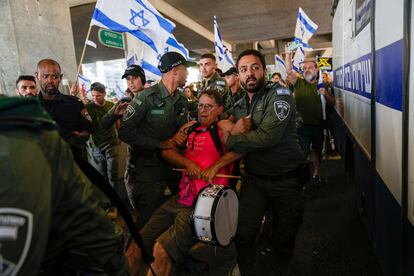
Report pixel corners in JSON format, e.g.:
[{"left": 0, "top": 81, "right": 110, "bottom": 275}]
[{"left": 129, "top": 89, "right": 243, "bottom": 276}]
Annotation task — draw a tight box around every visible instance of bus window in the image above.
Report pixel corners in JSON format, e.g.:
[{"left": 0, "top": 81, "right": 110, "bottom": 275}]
[{"left": 355, "top": 0, "right": 371, "bottom": 35}]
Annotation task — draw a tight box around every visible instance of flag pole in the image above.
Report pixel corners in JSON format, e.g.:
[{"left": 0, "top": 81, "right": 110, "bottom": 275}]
[{"left": 76, "top": 24, "right": 93, "bottom": 78}]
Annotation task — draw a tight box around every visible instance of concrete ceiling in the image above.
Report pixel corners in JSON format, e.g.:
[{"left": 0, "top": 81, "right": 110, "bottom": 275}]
[{"left": 69, "top": 0, "right": 333, "bottom": 63}]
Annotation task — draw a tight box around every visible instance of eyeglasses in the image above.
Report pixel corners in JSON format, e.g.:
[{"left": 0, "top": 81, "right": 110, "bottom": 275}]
[{"left": 197, "top": 103, "right": 216, "bottom": 111}]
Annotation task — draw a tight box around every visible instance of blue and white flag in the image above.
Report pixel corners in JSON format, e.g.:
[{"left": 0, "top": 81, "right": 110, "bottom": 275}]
[
  {"left": 292, "top": 46, "right": 305, "bottom": 74},
  {"left": 274, "top": 54, "right": 287, "bottom": 80},
  {"left": 127, "top": 53, "right": 137, "bottom": 67},
  {"left": 134, "top": 33, "right": 194, "bottom": 81},
  {"left": 317, "top": 70, "right": 327, "bottom": 120},
  {"left": 294, "top": 8, "right": 318, "bottom": 49},
  {"left": 165, "top": 34, "right": 195, "bottom": 61},
  {"left": 214, "top": 16, "right": 234, "bottom": 71},
  {"left": 91, "top": 0, "right": 175, "bottom": 54},
  {"left": 115, "top": 82, "right": 125, "bottom": 99},
  {"left": 78, "top": 74, "right": 91, "bottom": 93}
]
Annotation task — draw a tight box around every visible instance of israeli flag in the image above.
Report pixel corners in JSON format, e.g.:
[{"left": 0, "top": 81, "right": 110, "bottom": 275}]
[
  {"left": 91, "top": 0, "right": 175, "bottom": 54},
  {"left": 127, "top": 53, "right": 137, "bottom": 66},
  {"left": 115, "top": 82, "right": 125, "bottom": 99},
  {"left": 214, "top": 16, "right": 234, "bottom": 71},
  {"left": 165, "top": 34, "right": 195, "bottom": 61},
  {"left": 317, "top": 70, "right": 326, "bottom": 120},
  {"left": 292, "top": 46, "right": 305, "bottom": 74},
  {"left": 78, "top": 74, "right": 91, "bottom": 94},
  {"left": 274, "top": 54, "right": 287, "bottom": 80},
  {"left": 134, "top": 34, "right": 193, "bottom": 81},
  {"left": 294, "top": 8, "right": 318, "bottom": 49}
]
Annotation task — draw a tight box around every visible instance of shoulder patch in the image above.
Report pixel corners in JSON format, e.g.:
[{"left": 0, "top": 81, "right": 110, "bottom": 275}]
[
  {"left": 81, "top": 108, "right": 92, "bottom": 122},
  {"left": 276, "top": 88, "right": 291, "bottom": 96},
  {"left": 135, "top": 99, "right": 142, "bottom": 106},
  {"left": 0, "top": 208, "right": 33, "bottom": 275},
  {"left": 274, "top": 100, "right": 291, "bottom": 121},
  {"left": 216, "top": 80, "right": 226, "bottom": 86},
  {"left": 123, "top": 105, "right": 136, "bottom": 121}
]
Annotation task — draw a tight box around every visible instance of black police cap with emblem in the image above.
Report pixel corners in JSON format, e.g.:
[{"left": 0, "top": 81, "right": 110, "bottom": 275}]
[
  {"left": 158, "top": 52, "right": 196, "bottom": 73},
  {"left": 220, "top": 67, "right": 238, "bottom": 77},
  {"left": 122, "top": 64, "right": 146, "bottom": 84}
]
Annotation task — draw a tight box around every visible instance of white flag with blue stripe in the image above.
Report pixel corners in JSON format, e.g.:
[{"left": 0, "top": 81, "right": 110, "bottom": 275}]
[
  {"left": 91, "top": 0, "right": 175, "bottom": 54},
  {"left": 134, "top": 34, "right": 194, "bottom": 81},
  {"left": 78, "top": 74, "right": 91, "bottom": 94},
  {"left": 292, "top": 46, "right": 305, "bottom": 74},
  {"left": 294, "top": 8, "right": 318, "bottom": 49},
  {"left": 214, "top": 16, "right": 234, "bottom": 71},
  {"left": 274, "top": 54, "right": 287, "bottom": 80},
  {"left": 318, "top": 70, "right": 327, "bottom": 120}
]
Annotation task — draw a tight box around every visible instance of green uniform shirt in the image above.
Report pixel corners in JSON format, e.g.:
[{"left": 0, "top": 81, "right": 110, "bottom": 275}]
[
  {"left": 119, "top": 81, "right": 188, "bottom": 150},
  {"left": 294, "top": 78, "right": 323, "bottom": 125},
  {"left": 0, "top": 97, "right": 127, "bottom": 275},
  {"left": 86, "top": 101, "right": 119, "bottom": 148},
  {"left": 199, "top": 72, "right": 230, "bottom": 97},
  {"left": 227, "top": 83, "right": 305, "bottom": 175}
]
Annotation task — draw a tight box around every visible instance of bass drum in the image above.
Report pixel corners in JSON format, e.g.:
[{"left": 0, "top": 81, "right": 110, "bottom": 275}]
[{"left": 192, "top": 184, "right": 239, "bottom": 247}]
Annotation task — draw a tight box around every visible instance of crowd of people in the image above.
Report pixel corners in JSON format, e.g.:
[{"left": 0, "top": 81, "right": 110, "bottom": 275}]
[{"left": 2, "top": 44, "right": 336, "bottom": 276}]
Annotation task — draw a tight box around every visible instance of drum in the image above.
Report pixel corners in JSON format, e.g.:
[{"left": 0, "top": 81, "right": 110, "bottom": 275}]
[{"left": 192, "top": 184, "right": 239, "bottom": 247}]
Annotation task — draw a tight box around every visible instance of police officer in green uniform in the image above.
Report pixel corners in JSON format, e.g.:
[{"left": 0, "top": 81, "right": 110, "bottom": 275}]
[
  {"left": 86, "top": 82, "right": 122, "bottom": 192},
  {"left": 0, "top": 96, "right": 128, "bottom": 275},
  {"left": 118, "top": 52, "right": 193, "bottom": 229},
  {"left": 224, "top": 50, "right": 305, "bottom": 276},
  {"left": 199, "top": 53, "right": 231, "bottom": 110}
]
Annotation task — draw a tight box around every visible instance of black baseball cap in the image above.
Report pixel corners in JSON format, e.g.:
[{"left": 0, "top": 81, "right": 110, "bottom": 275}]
[
  {"left": 221, "top": 67, "right": 238, "bottom": 77},
  {"left": 90, "top": 82, "right": 106, "bottom": 93},
  {"left": 121, "top": 64, "right": 146, "bottom": 83},
  {"left": 158, "top": 52, "right": 196, "bottom": 73}
]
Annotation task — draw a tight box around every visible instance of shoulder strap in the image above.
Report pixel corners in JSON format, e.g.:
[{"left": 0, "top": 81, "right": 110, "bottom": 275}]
[
  {"left": 72, "top": 155, "right": 154, "bottom": 265},
  {"left": 185, "top": 121, "right": 201, "bottom": 136},
  {"left": 209, "top": 121, "right": 224, "bottom": 155}
]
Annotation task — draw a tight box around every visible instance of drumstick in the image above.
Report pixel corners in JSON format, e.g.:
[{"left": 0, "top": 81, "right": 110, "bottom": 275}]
[{"left": 172, "top": 168, "right": 241, "bottom": 179}]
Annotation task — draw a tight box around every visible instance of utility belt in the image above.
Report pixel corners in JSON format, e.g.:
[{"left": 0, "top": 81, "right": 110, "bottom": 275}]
[
  {"left": 134, "top": 148, "right": 167, "bottom": 167},
  {"left": 136, "top": 149, "right": 160, "bottom": 159},
  {"left": 245, "top": 162, "right": 310, "bottom": 185}
]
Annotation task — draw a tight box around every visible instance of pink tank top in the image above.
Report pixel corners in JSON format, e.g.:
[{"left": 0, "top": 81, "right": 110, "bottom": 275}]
[{"left": 177, "top": 125, "right": 233, "bottom": 206}]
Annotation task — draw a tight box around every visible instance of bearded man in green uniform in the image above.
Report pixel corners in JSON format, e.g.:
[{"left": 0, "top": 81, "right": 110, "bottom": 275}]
[
  {"left": 118, "top": 52, "right": 193, "bottom": 230},
  {"left": 224, "top": 49, "right": 305, "bottom": 276},
  {"left": 0, "top": 96, "right": 130, "bottom": 275}
]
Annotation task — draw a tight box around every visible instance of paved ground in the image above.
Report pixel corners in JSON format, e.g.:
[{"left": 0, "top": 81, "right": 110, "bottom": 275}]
[
  {"left": 130, "top": 157, "right": 385, "bottom": 276},
  {"left": 287, "top": 157, "right": 384, "bottom": 276}
]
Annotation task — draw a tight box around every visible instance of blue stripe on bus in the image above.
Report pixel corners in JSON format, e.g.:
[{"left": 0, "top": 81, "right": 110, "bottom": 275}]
[
  {"left": 375, "top": 39, "right": 403, "bottom": 111},
  {"left": 334, "top": 39, "right": 403, "bottom": 111}
]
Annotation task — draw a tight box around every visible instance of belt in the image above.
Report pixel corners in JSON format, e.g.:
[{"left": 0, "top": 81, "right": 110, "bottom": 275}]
[{"left": 245, "top": 167, "right": 299, "bottom": 182}]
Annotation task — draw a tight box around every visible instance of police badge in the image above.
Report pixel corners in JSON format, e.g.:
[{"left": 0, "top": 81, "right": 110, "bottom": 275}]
[{"left": 274, "top": 100, "right": 290, "bottom": 121}]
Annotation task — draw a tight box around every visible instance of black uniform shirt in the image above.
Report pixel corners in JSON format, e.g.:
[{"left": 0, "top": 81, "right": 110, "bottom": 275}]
[{"left": 38, "top": 91, "right": 93, "bottom": 141}]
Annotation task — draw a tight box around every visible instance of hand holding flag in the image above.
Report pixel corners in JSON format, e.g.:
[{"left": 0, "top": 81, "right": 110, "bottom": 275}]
[{"left": 294, "top": 8, "right": 318, "bottom": 49}]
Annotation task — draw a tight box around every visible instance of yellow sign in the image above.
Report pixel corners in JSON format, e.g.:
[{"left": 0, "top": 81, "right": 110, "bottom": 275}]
[{"left": 317, "top": 58, "right": 332, "bottom": 71}]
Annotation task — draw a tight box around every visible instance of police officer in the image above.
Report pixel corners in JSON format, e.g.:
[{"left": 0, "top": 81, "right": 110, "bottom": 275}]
[
  {"left": 225, "top": 49, "right": 305, "bottom": 276},
  {"left": 199, "top": 53, "right": 231, "bottom": 109},
  {"left": 101, "top": 65, "right": 146, "bottom": 211},
  {"left": 118, "top": 52, "right": 192, "bottom": 229},
  {"left": 0, "top": 96, "right": 129, "bottom": 275},
  {"left": 36, "top": 59, "right": 93, "bottom": 158}
]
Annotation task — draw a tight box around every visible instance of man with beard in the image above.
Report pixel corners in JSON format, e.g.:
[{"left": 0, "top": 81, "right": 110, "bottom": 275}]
[
  {"left": 285, "top": 50, "right": 335, "bottom": 184},
  {"left": 224, "top": 49, "right": 305, "bottom": 276},
  {"left": 36, "top": 59, "right": 93, "bottom": 158},
  {"left": 118, "top": 52, "right": 192, "bottom": 230},
  {"left": 15, "top": 75, "right": 37, "bottom": 97}
]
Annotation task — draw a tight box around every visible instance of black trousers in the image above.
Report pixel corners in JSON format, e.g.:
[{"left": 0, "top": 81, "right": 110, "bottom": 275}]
[{"left": 236, "top": 174, "right": 304, "bottom": 276}]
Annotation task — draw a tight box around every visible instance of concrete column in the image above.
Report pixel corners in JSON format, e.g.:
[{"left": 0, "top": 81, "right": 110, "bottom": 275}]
[{"left": 0, "top": 0, "right": 77, "bottom": 95}]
